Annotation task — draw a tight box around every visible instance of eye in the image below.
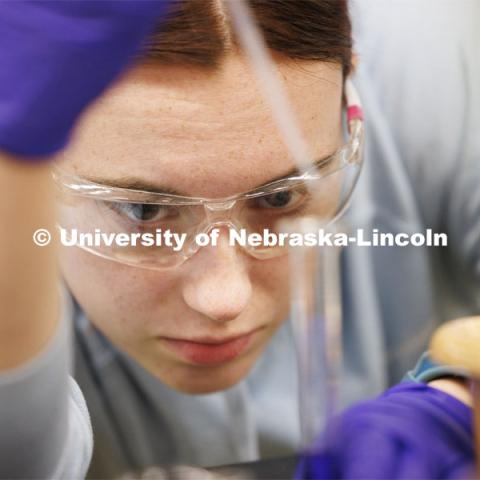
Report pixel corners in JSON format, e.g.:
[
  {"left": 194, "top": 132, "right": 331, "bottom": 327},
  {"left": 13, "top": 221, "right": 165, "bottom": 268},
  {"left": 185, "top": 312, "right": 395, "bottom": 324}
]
[
  {"left": 108, "top": 202, "right": 178, "bottom": 223},
  {"left": 254, "top": 189, "right": 305, "bottom": 211}
]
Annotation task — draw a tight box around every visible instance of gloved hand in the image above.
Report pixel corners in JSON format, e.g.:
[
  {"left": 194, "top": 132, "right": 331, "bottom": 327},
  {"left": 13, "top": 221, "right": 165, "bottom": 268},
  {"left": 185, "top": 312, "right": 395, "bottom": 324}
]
[
  {"left": 295, "top": 382, "right": 475, "bottom": 479},
  {"left": 0, "top": 0, "right": 171, "bottom": 158}
]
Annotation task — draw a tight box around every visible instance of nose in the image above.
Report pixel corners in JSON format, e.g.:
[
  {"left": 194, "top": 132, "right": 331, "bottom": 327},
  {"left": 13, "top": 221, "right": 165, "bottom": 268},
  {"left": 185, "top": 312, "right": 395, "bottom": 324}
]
[{"left": 181, "top": 231, "right": 252, "bottom": 323}]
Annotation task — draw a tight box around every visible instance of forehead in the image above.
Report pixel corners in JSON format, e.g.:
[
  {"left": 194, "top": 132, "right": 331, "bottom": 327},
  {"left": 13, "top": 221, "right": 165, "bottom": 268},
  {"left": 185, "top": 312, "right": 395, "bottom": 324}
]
[{"left": 64, "top": 57, "right": 343, "bottom": 197}]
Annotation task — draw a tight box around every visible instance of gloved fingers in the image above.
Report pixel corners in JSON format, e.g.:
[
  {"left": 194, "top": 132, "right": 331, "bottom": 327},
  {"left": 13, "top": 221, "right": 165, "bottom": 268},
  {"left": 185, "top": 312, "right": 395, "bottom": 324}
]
[
  {"left": 0, "top": 0, "right": 172, "bottom": 157},
  {"left": 296, "top": 383, "right": 475, "bottom": 480}
]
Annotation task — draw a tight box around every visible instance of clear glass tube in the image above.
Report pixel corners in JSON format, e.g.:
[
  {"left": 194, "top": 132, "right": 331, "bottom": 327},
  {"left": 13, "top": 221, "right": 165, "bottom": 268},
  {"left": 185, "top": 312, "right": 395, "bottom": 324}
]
[
  {"left": 226, "top": 0, "right": 347, "bottom": 452},
  {"left": 285, "top": 217, "right": 344, "bottom": 450}
]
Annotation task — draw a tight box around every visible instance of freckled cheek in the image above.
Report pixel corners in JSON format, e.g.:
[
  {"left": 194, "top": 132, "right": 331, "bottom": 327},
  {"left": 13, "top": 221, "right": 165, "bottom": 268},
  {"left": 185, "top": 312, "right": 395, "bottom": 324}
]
[
  {"left": 250, "top": 256, "right": 291, "bottom": 324},
  {"left": 59, "top": 248, "right": 181, "bottom": 333}
]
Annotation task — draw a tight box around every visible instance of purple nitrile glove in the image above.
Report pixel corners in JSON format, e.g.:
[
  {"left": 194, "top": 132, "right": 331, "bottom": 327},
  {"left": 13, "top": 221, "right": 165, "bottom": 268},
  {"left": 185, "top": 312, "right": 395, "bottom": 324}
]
[
  {"left": 0, "top": 0, "right": 171, "bottom": 158},
  {"left": 295, "top": 382, "right": 475, "bottom": 479}
]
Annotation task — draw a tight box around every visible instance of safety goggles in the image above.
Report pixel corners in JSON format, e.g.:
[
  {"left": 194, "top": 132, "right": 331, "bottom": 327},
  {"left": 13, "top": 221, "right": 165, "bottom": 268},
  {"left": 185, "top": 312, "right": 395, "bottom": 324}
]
[{"left": 53, "top": 80, "right": 364, "bottom": 270}]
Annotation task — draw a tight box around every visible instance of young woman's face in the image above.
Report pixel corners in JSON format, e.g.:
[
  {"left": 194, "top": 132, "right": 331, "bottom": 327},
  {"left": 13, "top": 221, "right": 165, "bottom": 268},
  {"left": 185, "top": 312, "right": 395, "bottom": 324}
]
[{"left": 60, "top": 57, "right": 343, "bottom": 393}]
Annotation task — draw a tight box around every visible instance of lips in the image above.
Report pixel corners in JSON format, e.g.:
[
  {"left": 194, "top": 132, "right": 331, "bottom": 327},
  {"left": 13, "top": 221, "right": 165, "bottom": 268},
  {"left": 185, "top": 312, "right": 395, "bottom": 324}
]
[{"left": 160, "top": 329, "right": 260, "bottom": 366}]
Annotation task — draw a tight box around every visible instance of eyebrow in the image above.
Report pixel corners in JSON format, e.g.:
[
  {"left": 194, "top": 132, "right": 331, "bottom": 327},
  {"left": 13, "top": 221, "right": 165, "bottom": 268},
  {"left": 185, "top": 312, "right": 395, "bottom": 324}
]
[{"left": 84, "top": 152, "right": 335, "bottom": 196}]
